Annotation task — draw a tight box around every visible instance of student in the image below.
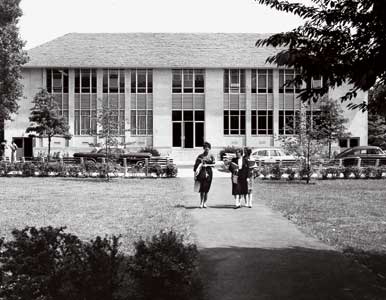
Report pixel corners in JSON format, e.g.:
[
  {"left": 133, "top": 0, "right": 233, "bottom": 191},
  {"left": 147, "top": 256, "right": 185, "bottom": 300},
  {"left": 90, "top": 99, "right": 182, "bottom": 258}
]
[
  {"left": 0, "top": 140, "right": 7, "bottom": 161},
  {"left": 228, "top": 148, "right": 249, "bottom": 209},
  {"left": 9, "top": 141, "right": 18, "bottom": 163},
  {"left": 193, "top": 142, "right": 215, "bottom": 208},
  {"left": 244, "top": 147, "right": 255, "bottom": 208}
]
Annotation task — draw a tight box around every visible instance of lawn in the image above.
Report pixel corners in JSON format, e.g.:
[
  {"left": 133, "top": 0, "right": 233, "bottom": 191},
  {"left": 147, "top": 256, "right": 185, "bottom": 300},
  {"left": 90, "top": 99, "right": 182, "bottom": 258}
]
[
  {"left": 0, "top": 177, "right": 193, "bottom": 253},
  {"left": 256, "top": 179, "right": 386, "bottom": 252}
]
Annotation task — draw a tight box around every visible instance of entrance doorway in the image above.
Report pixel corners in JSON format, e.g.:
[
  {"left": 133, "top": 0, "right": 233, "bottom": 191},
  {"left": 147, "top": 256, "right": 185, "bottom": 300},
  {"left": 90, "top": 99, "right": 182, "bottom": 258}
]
[
  {"left": 12, "top": 137, "right": 33, "bottom": 158},
  {"left": 172, "top": 110, "right": 204, "bottom": 148}
]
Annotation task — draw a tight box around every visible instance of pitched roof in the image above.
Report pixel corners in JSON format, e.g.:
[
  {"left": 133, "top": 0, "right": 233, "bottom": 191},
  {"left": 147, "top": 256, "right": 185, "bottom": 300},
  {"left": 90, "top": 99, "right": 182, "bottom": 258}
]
[{"left": 25, "top": 33, "right": 281, "bottom": 68}]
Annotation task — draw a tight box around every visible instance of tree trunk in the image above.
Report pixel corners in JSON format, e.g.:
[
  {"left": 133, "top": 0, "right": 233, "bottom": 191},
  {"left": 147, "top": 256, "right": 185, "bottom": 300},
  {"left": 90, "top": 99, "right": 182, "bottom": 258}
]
[
  {"left": 328, "top": 140, "right": 332, "bottom": 159},
  {"left": 48, "top": 135, "right": 51, "bottom": 160}
]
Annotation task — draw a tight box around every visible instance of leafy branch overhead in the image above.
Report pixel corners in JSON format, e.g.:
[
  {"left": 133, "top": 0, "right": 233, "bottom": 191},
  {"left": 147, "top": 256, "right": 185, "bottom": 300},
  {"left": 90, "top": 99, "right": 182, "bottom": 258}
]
[{"left": 255, "top": 0, "right": 386, "bottom": 109}]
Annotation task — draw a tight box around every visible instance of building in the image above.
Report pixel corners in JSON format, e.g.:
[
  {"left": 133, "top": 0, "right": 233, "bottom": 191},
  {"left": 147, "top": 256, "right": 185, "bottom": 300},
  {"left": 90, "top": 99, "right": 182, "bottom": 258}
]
[{"left": 4, "top": 33, "right": 367, "bottom": 161}]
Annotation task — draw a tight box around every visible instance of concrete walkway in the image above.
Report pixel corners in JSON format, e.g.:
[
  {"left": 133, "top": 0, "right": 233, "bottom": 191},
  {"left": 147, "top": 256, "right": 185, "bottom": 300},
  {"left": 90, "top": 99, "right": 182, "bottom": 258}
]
[{"left": 180, "top": 173, "right": 386, "bottom": 300}]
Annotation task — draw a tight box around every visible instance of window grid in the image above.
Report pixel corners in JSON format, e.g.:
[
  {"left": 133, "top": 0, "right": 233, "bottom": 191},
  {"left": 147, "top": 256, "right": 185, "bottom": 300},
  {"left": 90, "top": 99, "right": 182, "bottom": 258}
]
[
  {"left": 46, "top": 69, "right": 69, "bottom": 123},
  {"left": 251, "top": 69, "right": 273, "bottom": 94},
  {"left": 251, "top": 110, "right": 273, "bottom": 135},
  {"left": 279, "top": 110, "right": 300, "bottom": 135},
  {"left": 172, "top": 69, "right": 204, "bottom": 93},
  {"left": 103, "top": 69, "right": 125, "bottom": 136},
  {"left": 131, "top": 69, "right": 152, "bottom": 93},
  {"left": 74, "top": 69, "right": 97, "bottom": 135},
  {"left": 279, "top": 69, "right": 302, "bottom": 94},
  {"left": 224, "top": 69, "right": 246, "bottom": 93},
  {"left": 131, "top": 69, "right": 153, "bottom": 136}
]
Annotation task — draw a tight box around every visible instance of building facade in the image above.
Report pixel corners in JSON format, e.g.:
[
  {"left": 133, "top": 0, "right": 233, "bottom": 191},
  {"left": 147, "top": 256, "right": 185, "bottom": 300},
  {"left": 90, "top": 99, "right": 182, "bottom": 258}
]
[{"left": 4, "top": 33, "right": 368, "bottom": 160}]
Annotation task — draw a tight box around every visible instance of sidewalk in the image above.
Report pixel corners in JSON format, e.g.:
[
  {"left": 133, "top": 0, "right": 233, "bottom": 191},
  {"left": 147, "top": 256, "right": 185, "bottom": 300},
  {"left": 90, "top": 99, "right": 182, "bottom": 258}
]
[{"left": 181, "top": 177, "right": 386, "bottom": 300}]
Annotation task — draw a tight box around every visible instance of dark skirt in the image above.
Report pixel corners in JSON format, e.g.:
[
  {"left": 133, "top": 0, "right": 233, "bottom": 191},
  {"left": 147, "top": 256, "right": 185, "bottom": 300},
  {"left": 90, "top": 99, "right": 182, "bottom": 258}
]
[
  {"left": 197, "top": 167, "right": 213, "bottom": 193},
  {"left": 232, "top": 171, "right": 248, "bottom": 195}
]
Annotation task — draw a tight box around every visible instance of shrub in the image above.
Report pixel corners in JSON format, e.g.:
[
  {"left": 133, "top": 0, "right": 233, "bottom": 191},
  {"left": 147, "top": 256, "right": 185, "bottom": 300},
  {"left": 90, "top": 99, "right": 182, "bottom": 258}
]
[
  {"left": 164, "top": 163, "right": 178, "bottom": 178},
  {"left": 21, "top": 161, "right": 37, "bottom": 177},
  {"left": 0, "top": 226, "right": 122, "bottom": 300},
  {"left": 139, "top": 147, "right": 160, "bottom": 157},
  {"left": 128, "top": 231, "right": 202, "bottom": 300},
  {"left": 270, "top": 164, "right": 282, "bottom": 179},
  {"left": 148, "top": 163, "right": 163, "bottom": 177}
]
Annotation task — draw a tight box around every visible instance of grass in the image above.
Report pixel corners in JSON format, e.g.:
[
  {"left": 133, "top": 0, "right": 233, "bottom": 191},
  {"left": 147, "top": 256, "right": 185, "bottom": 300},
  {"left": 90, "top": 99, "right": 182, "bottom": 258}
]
[
  {"left": 0, "top": 177, "right": 193, "bottom": 254},
  {"left": 257, "top": 179, "right": 386, "bottom": 252}
]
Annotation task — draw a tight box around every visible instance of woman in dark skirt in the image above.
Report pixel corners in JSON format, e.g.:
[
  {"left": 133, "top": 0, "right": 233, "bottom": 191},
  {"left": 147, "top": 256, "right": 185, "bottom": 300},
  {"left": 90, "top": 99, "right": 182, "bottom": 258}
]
[
  {"left": 193, "top": 142, "right": 215, "bottom": 208},
  {"left": 228, "top": 148, "right": 249, "bottom": 209}
]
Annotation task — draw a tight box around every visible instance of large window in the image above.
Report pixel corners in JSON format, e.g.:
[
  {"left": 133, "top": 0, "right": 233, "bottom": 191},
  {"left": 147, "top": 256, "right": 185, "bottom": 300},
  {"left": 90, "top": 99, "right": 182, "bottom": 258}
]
[
  {"left": 130, "top": 69, "right": 152, "bottom": 135},
  {"left": 252, "top": 110, "right": 273, "bottom": 135},
  {"left": 279, "top": 69, "right": 302, "bottom": 93},
  {"left": 75, "top": 69, "right": 96, "bottom": 93},
  {"left": 131, "top": 69, "right": 152, "bottom": 93},
  {"left": 172, "top": 69, "right": 204, "bottom": 93},
  {"left": 74, "top": 69, "right": 97, "bottom": 135},
  {"left": 279, "top": 110, "right": 300, "bottom": 135},
  {"left": 224, "top": 110, "right": 245, "bottom": 135},
  {"left": 224, "top": 69, "right": 246, "bottom": 93},
  {"left": 103, "top": 69, "right": 125, "bottom": 93},
  {"left": 251, "top": 69, "right": 273, "bottom": 93},
  {"left": 102, "top": 69, "right": 125, "bottom": 135},
  {"left": 131, "top": 110, "right": 152, "bottom": 135},
  {"left": 46, "top": 69, "right": 69, "bottom": 122}
]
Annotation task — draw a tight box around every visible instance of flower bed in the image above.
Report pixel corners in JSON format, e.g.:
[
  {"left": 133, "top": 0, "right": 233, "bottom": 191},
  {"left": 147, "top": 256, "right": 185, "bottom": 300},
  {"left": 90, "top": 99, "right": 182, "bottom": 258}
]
[
  {"left": 254, "top": 165, "right": 386, "bottom": 180},
  {"left": 0, "top": 161, "right": 178, "bottom": 178}
]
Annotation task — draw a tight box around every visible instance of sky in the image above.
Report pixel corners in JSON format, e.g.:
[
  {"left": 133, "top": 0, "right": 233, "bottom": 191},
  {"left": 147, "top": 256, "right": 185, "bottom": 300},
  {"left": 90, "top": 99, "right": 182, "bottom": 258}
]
[{"left": 19, "top": 0, "right": 307, "bottom": 50}]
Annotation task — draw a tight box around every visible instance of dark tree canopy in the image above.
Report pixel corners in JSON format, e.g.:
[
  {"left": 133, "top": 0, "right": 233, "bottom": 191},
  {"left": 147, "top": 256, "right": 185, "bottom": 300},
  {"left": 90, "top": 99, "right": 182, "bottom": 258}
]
[
  {"left": 0, "top": 0, "right": 28, "bottom": 122},
  {"left": 256, "top": 0, "right": 386, "bottom": 110}
]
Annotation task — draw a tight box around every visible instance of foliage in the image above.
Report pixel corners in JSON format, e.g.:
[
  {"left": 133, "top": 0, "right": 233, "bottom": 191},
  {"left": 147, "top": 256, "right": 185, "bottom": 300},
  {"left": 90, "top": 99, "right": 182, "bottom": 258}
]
[
  {"left": 0, "top": 226, "right": 122, "bottom": 300},
  {"left": 219, "top": 146, "right": 241, "bottom": 160},
  {"left": 164, "top": 163, "right": 178, "bottom": 178},
  {"left": 128, "top": 230, "right": 202, "bottom": 300},
  {"left": 96, "top": 104, "right": 122, "bottom": 180},
  {"left": 0, "top": 0, "right": 28, "bottom": 139},
  {"left": 256, "top": 0, "right": 386, "bottom": 110},
  {"left": 26, "top": 89, "right": 71, "bottom": 158},
  {"left": 139, "top": 147, "right": 160, "bottom": 157},
  {"left": 368, "top": 83, "right": 386, "bottom": 149},
  {"left": 315, "top": 97, "right": 350, "bottom": 158}
]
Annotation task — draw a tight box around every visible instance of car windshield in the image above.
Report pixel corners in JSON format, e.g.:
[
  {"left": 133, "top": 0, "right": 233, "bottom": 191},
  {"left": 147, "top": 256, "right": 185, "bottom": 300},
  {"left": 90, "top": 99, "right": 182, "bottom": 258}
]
[{"left": 97, "top": 148, "right": 124, "bottom": 154}]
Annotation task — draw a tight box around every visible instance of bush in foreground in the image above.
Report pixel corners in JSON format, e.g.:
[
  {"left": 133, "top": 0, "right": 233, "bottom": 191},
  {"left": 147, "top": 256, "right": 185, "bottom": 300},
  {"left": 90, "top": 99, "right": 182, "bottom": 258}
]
[
  {"left": 128, "top": 231, "right": 202, "bottom": 300},
  {"left": 0, "top": 227, "right": 201, "bottom": 300}
]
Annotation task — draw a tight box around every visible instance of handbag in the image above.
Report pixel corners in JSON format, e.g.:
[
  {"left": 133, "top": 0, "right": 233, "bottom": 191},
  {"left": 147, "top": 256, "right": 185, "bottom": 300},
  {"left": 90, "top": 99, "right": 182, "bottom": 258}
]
[{"left": 232, "top": 174, "right": 238, "bottom": 184}]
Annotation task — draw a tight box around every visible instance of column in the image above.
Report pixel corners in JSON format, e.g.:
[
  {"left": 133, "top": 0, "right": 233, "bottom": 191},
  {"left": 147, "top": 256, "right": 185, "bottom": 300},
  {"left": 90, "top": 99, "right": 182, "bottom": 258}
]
[
  {"left": 152, "top": 69, "right": 172, "bottom": 149},
  {"left": 205, "top": 69, "right": 224, "bottom": 149},
  {"left": 124, "top": 69, "right": 131, "bottom": 145},
  {"left": 272, "top": 69, "right": 280, "bottom": 146},
  {"left": 245, "top": 69, "right": 252, "bottom": 147},
  {"left": 68, "top": 69, "right": 75, "bottom": 137}
]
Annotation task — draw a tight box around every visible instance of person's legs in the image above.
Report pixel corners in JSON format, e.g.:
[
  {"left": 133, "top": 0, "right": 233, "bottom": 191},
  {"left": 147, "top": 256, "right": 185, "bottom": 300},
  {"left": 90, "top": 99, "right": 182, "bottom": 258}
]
[
  {"left": 203, "top": 192, "right": 208, "bottom": 208},
  {"left": 199, "top": 192, "right": 204, "bottom": 208},
  {"left": 247, "top": 192, "right": 253, "bottom": 208},
  {"left": 234, "top": 195, "right": 240, "bottom": 208}
]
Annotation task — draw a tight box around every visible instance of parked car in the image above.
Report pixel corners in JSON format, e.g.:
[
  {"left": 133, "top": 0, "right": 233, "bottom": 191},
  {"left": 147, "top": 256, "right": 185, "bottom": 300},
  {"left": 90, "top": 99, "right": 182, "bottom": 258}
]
[
  {"left": 251, "top": 148, "right": 297, "bottom": 163},
  {"left": 73, "top": 148, "right": 152, "bottom": 165},
  {"left": 334, "top": 146, "right": 386, "bottom": 159}
]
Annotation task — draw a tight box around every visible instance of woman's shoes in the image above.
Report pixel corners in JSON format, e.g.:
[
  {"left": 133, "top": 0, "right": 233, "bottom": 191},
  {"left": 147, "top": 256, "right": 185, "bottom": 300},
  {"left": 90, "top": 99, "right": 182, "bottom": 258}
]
[
  {"left": 203, "top": 204, "right": 207, "bottom": 208},
  {"left": 234, "top": 205, "right": 241, "bottom": 209}
]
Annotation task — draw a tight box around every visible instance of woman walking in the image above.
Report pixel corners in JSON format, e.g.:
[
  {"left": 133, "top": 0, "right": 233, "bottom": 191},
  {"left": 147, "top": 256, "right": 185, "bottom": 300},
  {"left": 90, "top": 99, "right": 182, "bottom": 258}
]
[
  {"left": 229, "top": 148, "right": 249, "bottom": 209},
  {"left": 193, "top": 142, "right": 215, "bottom": 208},
  {"left": 244, "top": 147, "right": 255, "bottom": 208}
]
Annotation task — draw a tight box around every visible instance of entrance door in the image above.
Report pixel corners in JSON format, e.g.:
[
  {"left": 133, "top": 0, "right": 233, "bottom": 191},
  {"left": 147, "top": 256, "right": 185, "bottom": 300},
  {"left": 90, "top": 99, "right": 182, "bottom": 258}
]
[
  {"left": 12, "top": 137, "right": 33, "bottom": 158},
  {"left": 172, "top": 110, "right": 204, "bottom": 148},
  {"left": 184, "top": 122, "right": 194, "bottom": 148}
]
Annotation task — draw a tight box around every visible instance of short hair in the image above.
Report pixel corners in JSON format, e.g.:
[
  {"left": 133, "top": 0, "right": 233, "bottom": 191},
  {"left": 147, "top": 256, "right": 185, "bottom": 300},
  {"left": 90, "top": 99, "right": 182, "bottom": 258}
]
[
  {"left": 244, "top": 147, "right": 252, "bottom": 156},
  {"left": 203, "top": 142, "right": 211, "bottom": 149},
  {"left": 235, "top": 148, "right": 243, "bottom": 154}
]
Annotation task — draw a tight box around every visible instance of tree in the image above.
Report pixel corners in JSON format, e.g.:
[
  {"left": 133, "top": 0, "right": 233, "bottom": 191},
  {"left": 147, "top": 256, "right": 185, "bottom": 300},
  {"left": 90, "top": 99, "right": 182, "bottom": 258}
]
[
  {"left": 278, "top": 108, "right": 324, "bottom": 184},
  {"left": 96, "top": 104, "right": 121, "bottom": 180},
  {"left": 314, "top": 97, "right": 350, "bottom": 158},
  {"left": 0, "top": 0, "right": 28, "bottom": 140},
  {"left": 26, "top": 89, "right": 71, "bottom": 158},
  {"left": 255, "top": 0, "right": 386, "bottom": 110},
  {"left": 368, "top": 83, "right": 386, "bottom": 149}
]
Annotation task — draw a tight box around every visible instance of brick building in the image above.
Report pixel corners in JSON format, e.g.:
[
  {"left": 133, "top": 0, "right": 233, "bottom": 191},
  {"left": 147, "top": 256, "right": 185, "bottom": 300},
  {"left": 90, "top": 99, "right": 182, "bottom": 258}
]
[{"left": 4, "top": 33, "right": 367, "bottom": 160}]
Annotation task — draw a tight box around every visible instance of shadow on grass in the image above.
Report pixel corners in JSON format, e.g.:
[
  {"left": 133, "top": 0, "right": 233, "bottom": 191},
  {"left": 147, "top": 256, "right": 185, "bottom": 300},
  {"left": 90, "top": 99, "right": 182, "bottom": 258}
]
[
  {"left": 199, "top": 246, "right": 386, "bottom": 300},
  {"left": 261, "top": 180, "right": 317, "bottom": 185}
]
